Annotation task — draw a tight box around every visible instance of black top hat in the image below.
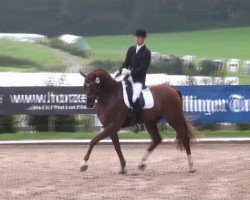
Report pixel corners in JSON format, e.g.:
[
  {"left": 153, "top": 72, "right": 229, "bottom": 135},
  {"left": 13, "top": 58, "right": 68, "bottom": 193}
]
[{"left": 135, "top": 29, "right": 147, "bottom": 38}]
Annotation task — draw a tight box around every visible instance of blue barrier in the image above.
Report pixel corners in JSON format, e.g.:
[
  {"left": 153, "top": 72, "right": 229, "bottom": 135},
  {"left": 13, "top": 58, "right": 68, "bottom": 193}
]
[
  {"left": 175, "top": 85, "right": 250, "bottom": 123},
  {"left": 1, "top": 85, "right": 250, "bottom": 123}
]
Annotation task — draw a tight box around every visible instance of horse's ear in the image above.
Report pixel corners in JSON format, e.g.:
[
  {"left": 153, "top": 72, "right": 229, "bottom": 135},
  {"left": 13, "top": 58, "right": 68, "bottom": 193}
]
[{"left": 79, "top": 70, "right": 87, "bottom": 78}]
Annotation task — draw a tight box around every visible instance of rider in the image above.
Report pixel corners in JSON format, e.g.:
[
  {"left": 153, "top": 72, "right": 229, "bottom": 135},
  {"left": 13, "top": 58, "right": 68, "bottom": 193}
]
[{"left": 119, "top": 29, "right": 151, "bottom": 125}]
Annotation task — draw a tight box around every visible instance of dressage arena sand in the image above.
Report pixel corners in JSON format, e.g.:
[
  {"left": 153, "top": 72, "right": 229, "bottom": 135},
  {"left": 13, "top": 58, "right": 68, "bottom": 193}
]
[{"left": 0, "top": 144, "right": 249, "bottom": 200}]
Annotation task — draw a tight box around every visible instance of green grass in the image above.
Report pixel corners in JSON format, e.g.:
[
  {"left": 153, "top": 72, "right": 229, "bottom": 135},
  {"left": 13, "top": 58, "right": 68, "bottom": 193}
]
[
  {"left": 239, "top": 75, "right": 250, "bottom": 85},
  {"left": 1, "top": 27, "right": 250, "bottom": 83},
  {"left": 87, "top": 27, "right": 250, "bottom": 62},
  {"left": 197, "top": 130, "right": 250, "bottom": 138},
  {"left": 0, "top": 40, "right": 65, "bottom": 71},
  {"left": 86, "top": 27, "right": 250, "bottom": 83},
  {"left": 0, "top": 130, "right": 249, "bottom": 141},
  {"left": 0, "top": 66, "right": 34, "bottom": 72}
]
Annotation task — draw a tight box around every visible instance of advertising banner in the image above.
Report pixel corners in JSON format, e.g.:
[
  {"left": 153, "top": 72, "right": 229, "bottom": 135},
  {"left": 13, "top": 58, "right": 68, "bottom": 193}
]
[
  {"left": 175, "top": 85, "right": 250, "bottom": 123},
  {"left": 0, "top": 87, "right": 94, "bottom": 115},
  {"left": 1, "top": 86, "right": 250, "bottom": 123}
]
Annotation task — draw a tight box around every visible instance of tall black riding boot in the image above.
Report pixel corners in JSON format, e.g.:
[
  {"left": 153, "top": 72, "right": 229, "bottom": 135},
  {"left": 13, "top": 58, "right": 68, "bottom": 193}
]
[{"left": 132, "top": 99, "right": 143, "bottom": 124}]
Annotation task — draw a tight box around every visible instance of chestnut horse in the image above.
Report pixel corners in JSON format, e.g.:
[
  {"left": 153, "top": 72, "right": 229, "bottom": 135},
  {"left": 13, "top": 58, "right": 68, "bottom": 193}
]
[{"left": 80, "top": 69, "right": 195, "bottom": 174}]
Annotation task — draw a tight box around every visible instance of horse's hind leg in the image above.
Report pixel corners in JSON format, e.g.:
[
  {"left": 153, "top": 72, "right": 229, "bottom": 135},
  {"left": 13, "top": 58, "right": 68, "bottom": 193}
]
[
  {"left": 138, "top": 122, "right": 162, "bottom": 170},
  {"left": 110, "top": 132, "right": 127, "bottom": 174},
  {"left": 181, "top": 132, "right": 195, "bottom": 173},
  {"left": 170, "top": 119, "right": 196, "bottom": 173}
]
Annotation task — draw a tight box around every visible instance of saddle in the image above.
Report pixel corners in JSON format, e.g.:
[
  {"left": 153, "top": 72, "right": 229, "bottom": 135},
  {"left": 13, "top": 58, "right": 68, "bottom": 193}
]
[
  {"left": 122, "top": 80, "right": 154, "bottom": 110},
  {"left": 121, "top": 80, "right": 154, "bottom": 127}
]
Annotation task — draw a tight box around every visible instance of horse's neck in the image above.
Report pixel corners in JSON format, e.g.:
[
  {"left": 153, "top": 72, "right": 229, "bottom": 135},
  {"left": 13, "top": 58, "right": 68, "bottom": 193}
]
[{"left": 98, "top": 76, "right": 121, "bottom": 101}]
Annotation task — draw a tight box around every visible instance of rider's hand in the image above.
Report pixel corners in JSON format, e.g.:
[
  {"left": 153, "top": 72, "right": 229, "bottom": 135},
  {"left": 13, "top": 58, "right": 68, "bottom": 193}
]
[
  {"left": 121, "top": 68, "right": 131, "bottom": 76},
  {"left": 114, "top": 70, "right": 121, "bottom": 77}
]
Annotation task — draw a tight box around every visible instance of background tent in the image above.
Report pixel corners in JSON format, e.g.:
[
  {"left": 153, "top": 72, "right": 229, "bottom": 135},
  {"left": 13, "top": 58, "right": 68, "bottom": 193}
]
[{"left": 0, "top": 33, "right": 47, "bottom": 43}]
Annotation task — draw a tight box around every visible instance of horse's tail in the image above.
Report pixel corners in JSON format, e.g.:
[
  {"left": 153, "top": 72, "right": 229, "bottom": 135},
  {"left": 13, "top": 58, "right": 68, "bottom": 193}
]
[{"left": 175, "top": 89, "right": 196, "bottom": 150}]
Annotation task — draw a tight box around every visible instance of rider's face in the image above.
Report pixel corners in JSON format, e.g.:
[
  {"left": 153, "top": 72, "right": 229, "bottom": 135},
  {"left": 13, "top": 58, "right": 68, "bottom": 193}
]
[{"left": 136, "top": 36, "right": 145, "bottom": 45}]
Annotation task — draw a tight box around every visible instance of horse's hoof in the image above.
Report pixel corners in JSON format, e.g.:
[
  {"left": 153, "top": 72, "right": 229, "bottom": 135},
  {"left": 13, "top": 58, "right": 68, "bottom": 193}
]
[
  {"left": 80, "top": 164, "right": 88, "bottom": 172},
  {"left": 119, "top": 168, "right": 127, "bottom": 175},
  {"left": 138, "top": 163, "right": 146, "bottom": 171},
  {"left": 189, "top": 169, "right": 196, "bottom": 173}
]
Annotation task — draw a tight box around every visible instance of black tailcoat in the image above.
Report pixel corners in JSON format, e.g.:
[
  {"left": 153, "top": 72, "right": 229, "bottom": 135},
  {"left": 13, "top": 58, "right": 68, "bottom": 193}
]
[{"left": 121, "top": 45, "right": 151, "bottom": 85}]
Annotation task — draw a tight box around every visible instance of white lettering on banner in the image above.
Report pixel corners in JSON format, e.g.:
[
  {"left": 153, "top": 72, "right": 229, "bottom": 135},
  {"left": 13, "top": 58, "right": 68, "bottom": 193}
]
[
  {"left": 10, "top": 94, "right": 47, "bottom": 104},
  {"left": 183, "top": 94, "right": 250, "bottom": 115},
  {"left": 229, "top": 94, "right": 250, "bottom": 112},
  {"left": 0, "top": 95, "right": 3, "bottom": 104},
  {"left": 183, "top": 96, "right": 227, "bottom": 115},
  {"left": 10, "top": 92, "right": 87, "bottom": 104},
  {"left": 47, "top": 92, "right": 86, "bottom": 104}
]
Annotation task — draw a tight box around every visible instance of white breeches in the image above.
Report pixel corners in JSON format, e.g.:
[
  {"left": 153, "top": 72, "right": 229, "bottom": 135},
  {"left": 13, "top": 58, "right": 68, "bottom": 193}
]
[{"left": 128, "top": 76, "right": 143, "bottom": 103}]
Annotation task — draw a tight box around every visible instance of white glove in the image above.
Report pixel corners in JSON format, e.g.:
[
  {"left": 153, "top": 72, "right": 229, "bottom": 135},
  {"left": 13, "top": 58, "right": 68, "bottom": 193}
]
[{"left": 121, "top": 68, "right": 131, "bottom": 76}]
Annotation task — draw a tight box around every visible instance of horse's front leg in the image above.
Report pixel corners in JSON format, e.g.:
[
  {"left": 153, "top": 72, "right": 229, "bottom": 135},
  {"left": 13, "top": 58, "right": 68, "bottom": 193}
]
[
  {"left": 80, "top": 123, "right": 118, "bottom": 172},
  {"left": 110, "top": 132, "right": 126, "bottom": 174}
]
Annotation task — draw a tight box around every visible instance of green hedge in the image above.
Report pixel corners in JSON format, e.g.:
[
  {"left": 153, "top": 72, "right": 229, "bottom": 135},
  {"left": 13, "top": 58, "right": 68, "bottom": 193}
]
[
  {"left": 28, "top": 115, "right": 78, "bottom": 132},
  {"left": 199, "top": 60, "right": 220, "bottom": 76},
  {"left": 0, "top": 55, "right": 41, "bottom": 69},
  {"left": 0, "top": 116, "right": 17, "bottom": 133},
  {"left": 77, "top": 115, "right": 94, "bottom": 132},
  {"left": 48, "top": 38, "right": 90, "bottom": 58},
  {"left": 28, "top": 115, "right": 49, "bottom": 132},
  {"left": 194, "top": 123, "right": 220, "bottom": 131},
  {"left": 149, "top": 56, "right": 184, "bottom": 74},
  {"left": 89, "top": 60, "right": 123, "bottom": 73},
  {"left": 236, "top": 123, "right": 250, "bottom": 131}
]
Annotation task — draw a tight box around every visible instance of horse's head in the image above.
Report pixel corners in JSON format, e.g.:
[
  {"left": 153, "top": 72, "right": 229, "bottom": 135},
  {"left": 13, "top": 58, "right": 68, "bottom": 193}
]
[{"left": 80, "top": 70, "right": 101, "bottom": 108}]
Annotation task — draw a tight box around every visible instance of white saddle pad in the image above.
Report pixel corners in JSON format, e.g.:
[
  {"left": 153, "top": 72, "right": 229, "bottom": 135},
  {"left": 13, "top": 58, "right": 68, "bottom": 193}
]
[{"left": 122, "top": 81, "right": 154, "bottom": 109}]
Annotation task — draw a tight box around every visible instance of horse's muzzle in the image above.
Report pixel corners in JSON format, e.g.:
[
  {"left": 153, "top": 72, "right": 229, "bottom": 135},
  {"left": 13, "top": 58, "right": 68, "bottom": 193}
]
[
  {"left": 86, "top": 103, "right": 95, "bottom": 109},
  {"left": 86, "top": 97, "right": 95, "bottom": 108}
]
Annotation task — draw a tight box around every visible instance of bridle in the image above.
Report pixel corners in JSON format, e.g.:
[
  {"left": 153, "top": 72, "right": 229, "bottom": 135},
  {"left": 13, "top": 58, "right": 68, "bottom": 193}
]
[{"left": 84, "top": 77, "right": 100, "bottom": 100}]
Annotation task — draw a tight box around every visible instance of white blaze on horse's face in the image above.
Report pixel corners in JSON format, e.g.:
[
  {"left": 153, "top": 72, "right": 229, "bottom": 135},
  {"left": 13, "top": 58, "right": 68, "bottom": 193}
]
[{"left": 95, "top": 77, "right": 100, "bottom": 84}]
